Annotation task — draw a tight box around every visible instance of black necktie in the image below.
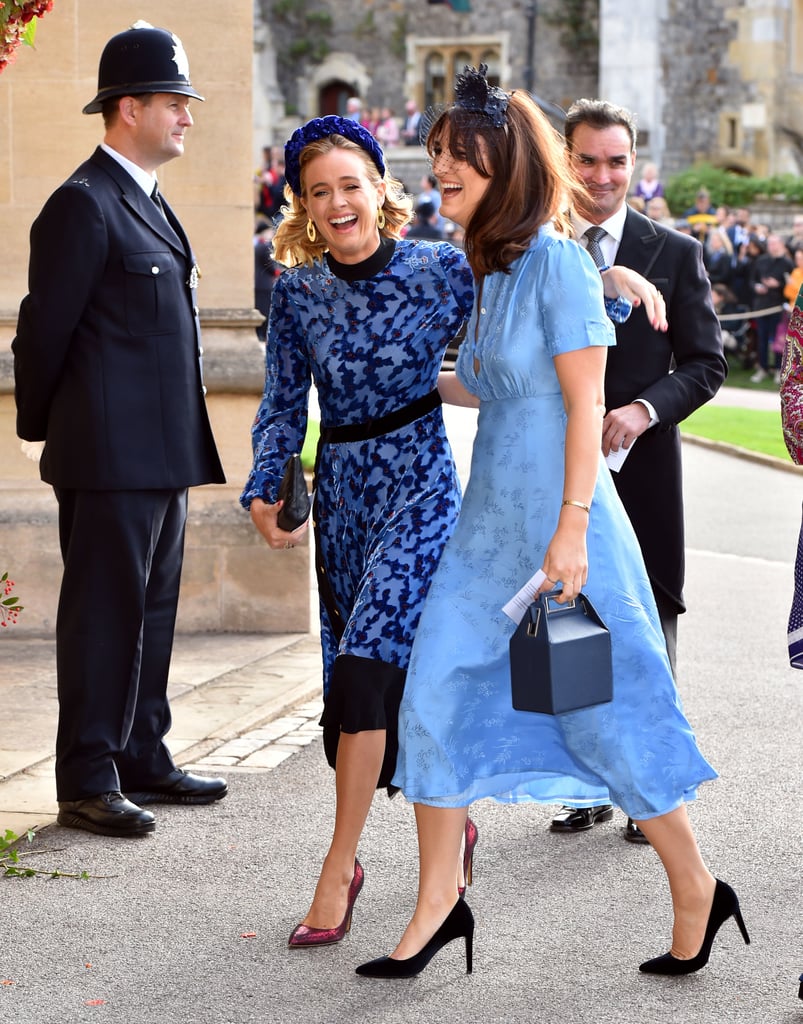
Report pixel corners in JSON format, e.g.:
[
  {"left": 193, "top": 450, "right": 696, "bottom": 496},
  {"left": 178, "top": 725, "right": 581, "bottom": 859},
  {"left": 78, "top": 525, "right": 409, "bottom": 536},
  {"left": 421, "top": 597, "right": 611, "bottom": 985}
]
[
  {"left": 150, "top": 183, "right": 166, "bottom": 216},
  {"left": 584, "top": 226, "right": 607, "bottom": 269}
]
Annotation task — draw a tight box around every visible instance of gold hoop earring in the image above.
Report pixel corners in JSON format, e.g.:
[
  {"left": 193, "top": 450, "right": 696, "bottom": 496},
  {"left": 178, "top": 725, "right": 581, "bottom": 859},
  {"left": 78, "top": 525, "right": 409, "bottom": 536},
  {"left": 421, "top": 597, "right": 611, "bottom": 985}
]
[
  {"left": 376, "top": 207, "right": 386, "bottom": 230},
  {"left": 306, "top": 219, "right": 317, "bottom": 243}
]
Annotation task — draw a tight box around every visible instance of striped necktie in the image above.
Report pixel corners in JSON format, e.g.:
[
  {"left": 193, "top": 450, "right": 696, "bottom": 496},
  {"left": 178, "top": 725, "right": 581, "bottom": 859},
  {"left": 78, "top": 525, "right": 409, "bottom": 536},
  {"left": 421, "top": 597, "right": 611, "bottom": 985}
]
[{"left": 583, "top": 226, "right": 607, "bottom": 269}]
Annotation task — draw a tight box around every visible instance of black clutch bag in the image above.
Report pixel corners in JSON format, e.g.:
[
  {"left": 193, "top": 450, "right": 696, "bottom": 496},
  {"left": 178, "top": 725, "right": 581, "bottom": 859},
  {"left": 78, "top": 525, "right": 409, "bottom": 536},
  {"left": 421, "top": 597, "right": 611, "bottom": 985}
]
[
  {"left": 276, "top": 454, "right": 311, "bottom": 532},
  {"left": 509, "top": 591, "right": 613, "bottom": 715}
]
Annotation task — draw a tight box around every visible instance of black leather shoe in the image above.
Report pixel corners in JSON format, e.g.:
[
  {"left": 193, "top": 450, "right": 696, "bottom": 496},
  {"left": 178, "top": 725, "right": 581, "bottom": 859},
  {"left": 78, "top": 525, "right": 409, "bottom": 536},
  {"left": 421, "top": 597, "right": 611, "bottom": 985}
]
[
  {"left": 624, "top": 817, "right": 650, "bottom": 844},
  {"left": 549, "top": 804, "right": 614, "bottom": 833},
  {"left": 125, "top": 769, "right": 228, "bottom": 806},
  {"left": 57, "top": 792, "right": 155, "bottom": 837}
]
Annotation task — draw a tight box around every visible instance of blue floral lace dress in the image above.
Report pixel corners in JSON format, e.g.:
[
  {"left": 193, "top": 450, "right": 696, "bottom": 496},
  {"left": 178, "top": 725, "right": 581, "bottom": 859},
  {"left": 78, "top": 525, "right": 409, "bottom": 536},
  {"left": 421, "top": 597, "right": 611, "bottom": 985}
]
[
  {"left": 241, "top": 238, "right": 474, "bottom": 786},
  {"left": 393, "top": 226, "right": 717, "bottom": 819}
]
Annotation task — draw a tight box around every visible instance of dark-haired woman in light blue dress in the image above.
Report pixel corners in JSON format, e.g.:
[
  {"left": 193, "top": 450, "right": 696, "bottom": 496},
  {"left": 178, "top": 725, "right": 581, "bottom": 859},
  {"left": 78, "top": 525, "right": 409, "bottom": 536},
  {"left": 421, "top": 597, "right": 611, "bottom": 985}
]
[{"left": 356, "top": 70, "right": 748, "bottom": 982}]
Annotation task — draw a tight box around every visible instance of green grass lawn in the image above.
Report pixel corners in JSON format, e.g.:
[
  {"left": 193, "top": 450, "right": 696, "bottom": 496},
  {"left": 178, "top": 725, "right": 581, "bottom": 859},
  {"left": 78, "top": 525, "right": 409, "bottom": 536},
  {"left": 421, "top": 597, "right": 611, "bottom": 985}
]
[
  {"left": 681, "top": 404, "right": 788, "bottom": 460},
  {"left": 300, "top": 420, "right": 320, "bottom": 471},
  {"left": 721, "top": 362, "right": 780, "bottom": 392}
]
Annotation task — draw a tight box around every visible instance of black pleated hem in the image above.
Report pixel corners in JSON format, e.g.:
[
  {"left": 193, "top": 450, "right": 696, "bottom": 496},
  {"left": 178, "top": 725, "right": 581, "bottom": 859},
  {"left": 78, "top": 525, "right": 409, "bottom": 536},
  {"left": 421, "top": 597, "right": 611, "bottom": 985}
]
[{"left": 320, "top": 653, "right": 406, "bottom": 791}]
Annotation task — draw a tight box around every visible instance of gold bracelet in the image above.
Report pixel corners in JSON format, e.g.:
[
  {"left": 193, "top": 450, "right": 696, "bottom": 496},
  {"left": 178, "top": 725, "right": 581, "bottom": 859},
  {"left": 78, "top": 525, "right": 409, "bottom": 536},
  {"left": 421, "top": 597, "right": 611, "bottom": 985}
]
[{"left": 562, "top": 499, "right": 591, "bottom": 513}]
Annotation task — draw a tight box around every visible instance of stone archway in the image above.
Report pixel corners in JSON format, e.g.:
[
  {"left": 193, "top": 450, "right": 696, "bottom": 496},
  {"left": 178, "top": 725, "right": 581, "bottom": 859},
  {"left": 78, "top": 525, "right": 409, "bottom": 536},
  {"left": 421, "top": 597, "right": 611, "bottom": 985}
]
[
  {"left": 297, "top": 51, "right": 370, "bottom": 119},
  {"left": 319, "top": 80, "right": 356, "bottom": 117}
]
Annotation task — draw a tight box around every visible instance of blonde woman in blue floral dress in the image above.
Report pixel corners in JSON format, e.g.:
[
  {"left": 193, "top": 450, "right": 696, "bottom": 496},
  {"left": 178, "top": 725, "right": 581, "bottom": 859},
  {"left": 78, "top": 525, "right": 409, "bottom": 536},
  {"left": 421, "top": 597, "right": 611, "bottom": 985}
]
[{"left": 241, "top": 117, "right": 474, "bottom": 948}]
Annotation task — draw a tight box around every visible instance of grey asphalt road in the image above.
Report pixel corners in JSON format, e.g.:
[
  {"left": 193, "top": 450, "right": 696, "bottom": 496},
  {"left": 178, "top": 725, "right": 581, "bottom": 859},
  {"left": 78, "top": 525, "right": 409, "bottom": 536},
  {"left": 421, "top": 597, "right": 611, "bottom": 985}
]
[{"left": 1, "top": 438, "right": 801, "bottom": 1024}]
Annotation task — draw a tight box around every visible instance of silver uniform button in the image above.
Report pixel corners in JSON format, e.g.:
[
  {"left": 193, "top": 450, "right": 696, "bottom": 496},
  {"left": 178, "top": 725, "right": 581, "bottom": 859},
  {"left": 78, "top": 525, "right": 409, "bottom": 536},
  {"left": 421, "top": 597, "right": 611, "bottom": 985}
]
[
  {"left": 201, "top": 385, "right": 207, "bottom": 396},
  {"left": 198, "top": 346, "right": 204, "bottom": 356},
  {"left": 151, "top": 266, "right": 159, "bottom": 275}
]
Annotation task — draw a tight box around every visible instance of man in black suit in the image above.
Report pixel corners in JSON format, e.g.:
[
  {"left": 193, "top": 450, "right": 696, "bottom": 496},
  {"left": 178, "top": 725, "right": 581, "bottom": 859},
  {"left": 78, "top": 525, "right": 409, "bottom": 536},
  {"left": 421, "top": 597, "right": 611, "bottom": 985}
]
[
  {"left": 548, "top": 98, "right": 727, "bottom": 840},
  {"left": 13, "top": 23, "right": 228, "bottom": 837}
]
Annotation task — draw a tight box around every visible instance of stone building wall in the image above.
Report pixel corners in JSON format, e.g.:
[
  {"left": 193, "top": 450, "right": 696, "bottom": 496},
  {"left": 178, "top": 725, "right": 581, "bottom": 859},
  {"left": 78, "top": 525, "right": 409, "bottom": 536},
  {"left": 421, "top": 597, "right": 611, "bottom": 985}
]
[
  {"left": 256, "top": 0, "right": 803, "bottom": 184},
  {"left": 601, "top": 0, "right": 803, "bottom": 181},
  {"left": 658, "top": 0, "right": 752, "bottom": 176},
  {"left": 259, "top": 0, "right": 599, "bottom": 136}
]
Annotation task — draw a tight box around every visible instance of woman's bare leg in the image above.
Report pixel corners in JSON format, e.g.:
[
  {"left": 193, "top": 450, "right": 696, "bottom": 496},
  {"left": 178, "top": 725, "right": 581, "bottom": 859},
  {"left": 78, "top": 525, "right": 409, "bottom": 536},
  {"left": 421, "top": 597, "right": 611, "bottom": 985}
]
[
  {"left": 390, "top": 803, "right": 468, "bottom": 960},
  {"left": 635, "top": 805, "right": 716, "bottom": 959},
  {"left": 300, "top": 729, "right": 385, "bottom": 928}
]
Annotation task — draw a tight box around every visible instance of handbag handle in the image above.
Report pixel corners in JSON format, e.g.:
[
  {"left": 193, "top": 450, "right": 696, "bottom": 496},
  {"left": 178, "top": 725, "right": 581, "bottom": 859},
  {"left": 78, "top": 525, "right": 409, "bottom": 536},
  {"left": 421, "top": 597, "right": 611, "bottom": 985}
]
[{"left": 526, "top": 593, "right": 580, "bottom": 637}]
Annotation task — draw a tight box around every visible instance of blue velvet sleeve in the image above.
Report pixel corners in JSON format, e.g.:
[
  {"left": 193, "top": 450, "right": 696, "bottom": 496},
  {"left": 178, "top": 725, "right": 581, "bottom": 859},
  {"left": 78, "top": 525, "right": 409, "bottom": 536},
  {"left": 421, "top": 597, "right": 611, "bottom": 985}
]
[
  {"left": 240, "top": 272, "right": 311, "bottom": 509},
  {"left": 604, "top": 290, "right": 633, "bottom": 323}
]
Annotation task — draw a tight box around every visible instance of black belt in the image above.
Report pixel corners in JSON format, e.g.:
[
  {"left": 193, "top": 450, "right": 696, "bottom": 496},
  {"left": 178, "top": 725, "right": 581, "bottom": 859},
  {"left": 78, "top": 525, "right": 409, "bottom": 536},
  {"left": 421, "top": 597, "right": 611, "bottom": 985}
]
[
  {"left": 312, "top": 387, "right": 442, "bottom": 645},
  {"left": 319, "top": 388, "right": 441, "bottom": 445}
]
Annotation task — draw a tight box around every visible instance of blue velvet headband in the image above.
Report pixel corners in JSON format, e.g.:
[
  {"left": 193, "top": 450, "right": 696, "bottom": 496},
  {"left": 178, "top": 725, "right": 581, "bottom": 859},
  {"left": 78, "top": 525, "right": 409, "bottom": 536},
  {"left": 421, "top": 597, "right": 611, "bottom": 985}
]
[{"left": 284, "top": 115, "right": 386, "bottom": 196}]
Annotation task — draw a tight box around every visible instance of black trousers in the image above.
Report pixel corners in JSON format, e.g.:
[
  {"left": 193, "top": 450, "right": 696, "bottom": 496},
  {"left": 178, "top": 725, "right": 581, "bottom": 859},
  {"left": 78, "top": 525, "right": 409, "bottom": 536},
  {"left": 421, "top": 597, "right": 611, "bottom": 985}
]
[
  {"left": 53, "top": 488, "right": 187, "bottom": 800},
  {"left": 654, "top": 589, "right": 679, "bottom": 680}
]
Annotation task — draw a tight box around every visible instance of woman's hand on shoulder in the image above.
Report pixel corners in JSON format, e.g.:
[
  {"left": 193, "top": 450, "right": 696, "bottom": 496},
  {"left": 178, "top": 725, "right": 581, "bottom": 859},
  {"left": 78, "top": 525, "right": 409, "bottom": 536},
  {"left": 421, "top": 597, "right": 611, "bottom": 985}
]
[{"left": 600, "top": 266, "right": 668, "bottom": 331}]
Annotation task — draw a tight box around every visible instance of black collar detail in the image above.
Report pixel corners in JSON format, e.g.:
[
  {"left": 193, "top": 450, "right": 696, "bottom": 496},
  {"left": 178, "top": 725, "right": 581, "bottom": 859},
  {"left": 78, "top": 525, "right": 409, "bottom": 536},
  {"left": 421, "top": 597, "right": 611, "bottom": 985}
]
[{"left": 325, "top": 237, "right": 396, "bottom": 281}]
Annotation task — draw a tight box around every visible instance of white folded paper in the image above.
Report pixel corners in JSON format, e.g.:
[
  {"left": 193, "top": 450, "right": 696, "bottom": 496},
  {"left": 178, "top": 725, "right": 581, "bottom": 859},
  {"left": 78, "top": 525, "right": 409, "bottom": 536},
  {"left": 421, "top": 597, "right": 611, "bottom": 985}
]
[
  {"left": 605, "top": 435, "right": 636, "bottom": 473},
  {"left": 502, "top": 569, "right": 547, "bottom": 624}
]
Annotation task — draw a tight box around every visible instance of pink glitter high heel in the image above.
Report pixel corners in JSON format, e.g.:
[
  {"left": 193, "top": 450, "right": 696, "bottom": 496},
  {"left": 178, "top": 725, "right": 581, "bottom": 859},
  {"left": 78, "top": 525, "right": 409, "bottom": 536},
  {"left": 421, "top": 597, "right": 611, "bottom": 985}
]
[
  {"left": 288, "top": 859, "right": 364, "bottom": 948},
  {"left": 458, "top": 816, "right": 478, "bottom": 898}
]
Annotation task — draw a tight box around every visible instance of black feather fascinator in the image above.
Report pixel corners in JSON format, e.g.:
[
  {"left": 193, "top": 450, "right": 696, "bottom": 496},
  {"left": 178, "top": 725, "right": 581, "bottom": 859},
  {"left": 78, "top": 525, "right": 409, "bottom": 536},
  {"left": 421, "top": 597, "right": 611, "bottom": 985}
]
[{"left": 454, "top": 63, "right": 509, "bottom": 128}]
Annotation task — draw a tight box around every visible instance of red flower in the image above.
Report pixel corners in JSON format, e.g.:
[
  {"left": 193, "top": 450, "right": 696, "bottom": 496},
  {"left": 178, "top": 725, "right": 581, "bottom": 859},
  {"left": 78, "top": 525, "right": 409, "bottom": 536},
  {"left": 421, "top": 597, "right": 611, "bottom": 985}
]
[
  {"left": 0, "top": 572, "right": 23, "bottom": 627},
  {"left": 0, "top": 0, "right": 54, "bottom": 75}
]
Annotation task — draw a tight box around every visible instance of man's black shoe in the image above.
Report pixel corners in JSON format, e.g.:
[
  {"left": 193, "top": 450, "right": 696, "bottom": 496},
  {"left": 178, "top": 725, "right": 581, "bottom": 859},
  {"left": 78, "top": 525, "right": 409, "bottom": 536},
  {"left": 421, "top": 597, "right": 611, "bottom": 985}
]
[
  {"left": 549, "top": 804, "right": 614, "bottom": 833},
  {"left": 125, "top": 769, "right": 228, "bottom": 806},
  {"left": 57, "top": 792, "right": 155, "bottom": 837},
  {"left": 624, "top": 817, "right": 650, "bottom": 844}
]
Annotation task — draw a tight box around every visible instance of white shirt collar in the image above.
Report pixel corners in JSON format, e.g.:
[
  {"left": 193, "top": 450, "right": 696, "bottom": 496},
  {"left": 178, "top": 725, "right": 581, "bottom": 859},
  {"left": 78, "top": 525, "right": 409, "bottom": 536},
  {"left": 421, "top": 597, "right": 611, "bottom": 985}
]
[{"left": 100, "top": 143, "right": 158, "bottom": 198}]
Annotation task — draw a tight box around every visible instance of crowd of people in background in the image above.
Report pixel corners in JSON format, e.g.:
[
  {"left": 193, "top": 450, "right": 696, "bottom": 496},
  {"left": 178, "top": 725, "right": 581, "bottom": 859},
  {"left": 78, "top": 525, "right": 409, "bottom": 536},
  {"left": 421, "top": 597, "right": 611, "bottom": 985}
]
[
  {"left": 342, "top": 95, "right": 421, "bottom": 149},
  {"left": 628, "top": 165, "right": 803, "bottom": 384}
]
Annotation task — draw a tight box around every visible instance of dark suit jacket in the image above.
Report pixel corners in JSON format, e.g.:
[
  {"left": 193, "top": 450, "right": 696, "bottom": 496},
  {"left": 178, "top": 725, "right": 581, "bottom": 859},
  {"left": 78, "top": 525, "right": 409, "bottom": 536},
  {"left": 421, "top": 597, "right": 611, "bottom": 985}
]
[
  {"left": 608, "top": 207, "right": 727, "bottom": 613},
  {"left": 13, "top": 147, "right": 224, "bottom": 490}
]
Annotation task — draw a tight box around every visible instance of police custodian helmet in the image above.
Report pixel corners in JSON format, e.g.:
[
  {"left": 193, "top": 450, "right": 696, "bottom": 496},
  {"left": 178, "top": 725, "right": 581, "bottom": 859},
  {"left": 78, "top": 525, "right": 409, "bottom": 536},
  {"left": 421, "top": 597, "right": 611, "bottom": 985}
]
[{"left": 82, "top": 21, "right": 204, "bottom": 115}]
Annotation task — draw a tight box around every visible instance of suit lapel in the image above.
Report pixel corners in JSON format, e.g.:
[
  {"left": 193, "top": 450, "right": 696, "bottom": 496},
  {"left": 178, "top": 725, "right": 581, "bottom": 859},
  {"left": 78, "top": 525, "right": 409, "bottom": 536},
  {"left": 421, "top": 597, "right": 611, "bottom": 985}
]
[
  {"left": 615, "top": 207, "right": 667, "bottom": 278},
  {"left": 121, "top": 188, "right": 188, "bottom": 256},
  {"left": 90, "top": 147, "right": 188, "bottom": 256},
  {"left": 158, "top": 195, "right": 193, "bottom": 258}
]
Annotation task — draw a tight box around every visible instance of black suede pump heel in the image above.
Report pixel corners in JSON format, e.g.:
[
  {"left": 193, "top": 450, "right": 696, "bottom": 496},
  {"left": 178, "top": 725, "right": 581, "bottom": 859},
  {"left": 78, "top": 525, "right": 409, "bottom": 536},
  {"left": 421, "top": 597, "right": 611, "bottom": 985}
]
[
  {"left": 355, "top": 899, "right": 474, "bottom": 979},
  {"left": 639, "top": 878, "right": 750, "bottom": 975}
]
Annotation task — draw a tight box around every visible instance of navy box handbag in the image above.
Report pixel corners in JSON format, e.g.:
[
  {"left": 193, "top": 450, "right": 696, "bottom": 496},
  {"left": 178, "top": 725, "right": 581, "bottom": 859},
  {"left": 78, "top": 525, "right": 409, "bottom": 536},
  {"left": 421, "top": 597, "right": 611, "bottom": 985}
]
[{"left": 510, "top": 591, "right": 613, "bottom": 715}]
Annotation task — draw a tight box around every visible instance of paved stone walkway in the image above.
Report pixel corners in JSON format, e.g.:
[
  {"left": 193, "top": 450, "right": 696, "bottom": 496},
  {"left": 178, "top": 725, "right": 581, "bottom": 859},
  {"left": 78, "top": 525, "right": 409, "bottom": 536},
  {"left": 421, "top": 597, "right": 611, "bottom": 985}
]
[{"left": 191, "top": 697, "right": 323, "bottom": 773}]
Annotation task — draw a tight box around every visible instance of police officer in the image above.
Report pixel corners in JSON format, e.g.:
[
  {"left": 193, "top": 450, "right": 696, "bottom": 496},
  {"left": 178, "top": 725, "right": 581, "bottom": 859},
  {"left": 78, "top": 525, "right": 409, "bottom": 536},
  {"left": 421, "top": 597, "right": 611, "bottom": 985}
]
[{"left": 13, "top": 22, "right": 228, "bottom": 837}]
